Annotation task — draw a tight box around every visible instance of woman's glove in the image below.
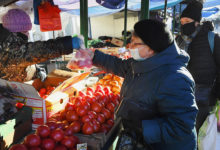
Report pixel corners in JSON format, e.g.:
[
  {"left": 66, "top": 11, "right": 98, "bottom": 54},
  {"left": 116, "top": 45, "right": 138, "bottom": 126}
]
[{"left": 72, "top": 35, "right": 85, "bottom": 50}]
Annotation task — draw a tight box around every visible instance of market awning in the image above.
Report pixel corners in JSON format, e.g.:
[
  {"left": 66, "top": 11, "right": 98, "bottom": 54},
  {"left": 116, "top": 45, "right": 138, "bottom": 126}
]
[{"left": 15, "top": 0, "right": 183, "bottom": 17}]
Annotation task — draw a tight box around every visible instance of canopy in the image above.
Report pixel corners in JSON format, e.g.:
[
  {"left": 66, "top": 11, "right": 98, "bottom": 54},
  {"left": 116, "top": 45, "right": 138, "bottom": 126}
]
[{"left": 15, "top": 0, "right": 183, "bottom": 17}]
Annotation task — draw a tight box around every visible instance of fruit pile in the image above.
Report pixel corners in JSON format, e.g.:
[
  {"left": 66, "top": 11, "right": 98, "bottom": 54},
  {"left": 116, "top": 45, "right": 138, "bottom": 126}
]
[
  {"left": 38, "top": 86, "right": 55, "bottom": 99},
  {"left": 9, "top": 124, "right": 80, "bottom": 150},
  {"left": 97, "top": 74, "right": 123, "bottom": 94},
  {"left": 47, "top": 85, "right": 120, "bottom": 135}
]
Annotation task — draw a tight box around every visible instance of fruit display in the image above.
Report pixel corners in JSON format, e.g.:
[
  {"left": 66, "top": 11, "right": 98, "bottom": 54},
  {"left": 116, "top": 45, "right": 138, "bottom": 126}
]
[
  {"left": 48, "top": 84, "right": 120, "bottom": 136},
  {"left": 38, "top": 86, "right": 55, "bottom": 99},
  {"left": 9, "top": 124, "right": 80, "bottom": 150},
  {"left": 97, "top": 74, "right": 123, "bottom": 94}
]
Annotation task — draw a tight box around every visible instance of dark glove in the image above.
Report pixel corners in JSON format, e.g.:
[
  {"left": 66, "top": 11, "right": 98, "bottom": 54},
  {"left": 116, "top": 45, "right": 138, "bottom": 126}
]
[{"left": 35, "top": 65, "right": 47, "bottom": 82}]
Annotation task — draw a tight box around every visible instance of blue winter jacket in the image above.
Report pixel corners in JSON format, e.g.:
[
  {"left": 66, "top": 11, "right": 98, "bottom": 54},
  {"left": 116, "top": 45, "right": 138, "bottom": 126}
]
[{"left": 92, "top": 42, "right": 198, "bottom": 150}]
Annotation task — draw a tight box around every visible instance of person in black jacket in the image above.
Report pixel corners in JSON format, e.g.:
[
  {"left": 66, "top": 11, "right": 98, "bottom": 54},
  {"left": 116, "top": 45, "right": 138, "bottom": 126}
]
[
  {"left": 176, "top": 0, "right": 220, "bottom": 132},
  {"left": 0, "top": 8, "right": 83, "bottom": 82}
]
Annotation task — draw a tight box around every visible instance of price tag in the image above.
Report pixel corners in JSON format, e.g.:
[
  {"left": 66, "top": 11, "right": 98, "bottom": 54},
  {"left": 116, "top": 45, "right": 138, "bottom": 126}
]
[{"left": 77, "top": 143, "right": 87, "bottom": 150}]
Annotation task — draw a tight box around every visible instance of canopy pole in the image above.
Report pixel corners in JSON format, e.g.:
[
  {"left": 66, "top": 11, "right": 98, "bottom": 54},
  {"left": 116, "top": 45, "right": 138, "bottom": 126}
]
[
  {"left": 80, "top": 0, "right": 88, "bottom": 48},
  {"left": 163, "top": 0, "right": 168, "bottom": 22},
  {"left": 172, "top": 6, "right": 176, "bottom": 34},
  {"left": 123, "top": 0, "right": 128, "bottom": 46},
  {"left": 140, "top": 0, "right": 150, "bottom": 20}
]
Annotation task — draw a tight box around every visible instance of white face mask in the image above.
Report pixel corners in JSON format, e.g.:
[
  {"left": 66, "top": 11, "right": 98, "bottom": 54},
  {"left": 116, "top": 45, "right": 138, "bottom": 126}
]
[{"left": 129, "top": 48, "right": 146, "bottom": 61}]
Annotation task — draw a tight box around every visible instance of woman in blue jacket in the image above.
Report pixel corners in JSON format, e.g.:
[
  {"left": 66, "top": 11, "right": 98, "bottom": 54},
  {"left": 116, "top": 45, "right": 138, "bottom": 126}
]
[{"left": 83, "top": 19, "right": 198, "bottom": 150}]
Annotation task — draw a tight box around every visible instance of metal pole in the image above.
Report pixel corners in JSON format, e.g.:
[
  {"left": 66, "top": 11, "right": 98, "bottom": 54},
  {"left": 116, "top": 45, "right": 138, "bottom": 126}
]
[
  {"left": 140, "top": 0, "right": 150, "bottom": 20},
  {"left": 123, "top": 0, "right": 128, "bottom": 46},
  {"left": 172, "top": 6, "right": 176, "bottom": 34},
  {"left": 80, "top": 0, "right": 88, "bottom": 48},
  {"left": 163, "top": 0, "right": 168, "bottom": 22}
]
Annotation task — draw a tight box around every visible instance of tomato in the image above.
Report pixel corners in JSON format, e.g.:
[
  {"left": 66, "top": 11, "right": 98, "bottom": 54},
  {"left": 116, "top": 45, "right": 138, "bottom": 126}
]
[
  {"left": 97, "top": 114, "right": 105, "bottom": 124},
  {"left": 107, "top": 119, "right": 114, "bottom": 127},
  {"left": 96, "top": 89, "right": 105, "bottom": 96},
  {"left": 46, "top": 121, "right": 57, "bottom": 131},
  {"left": 84, "top": 95, "right": 92, "bottom": 103},
  {"left": 70, "top": 121, "right": 81, "bottom": 133},
  {"left": 66, "top": 111, "right": 79, "bottom": 122},
  {"left": 54, "top": 145, "right": 67, "bottom": 150},
  {"left": 78, "top": 91, "right": 86, "bottom": 98},
  {"left": 76, "top": 106, "right": 88, "bottom": 117},
  {"left": 106, "top": 102, "right": 115, "bottom": 113},
  {"left": 29, "top": 147, "right": 41, "bottom": 150},
  {"left": 82, "top": 123, "right": 94, "bottom": 135},
  {"left": 86, "top": 91, "right": 93, "bottom": 97},
  {"left": 110, "top": 113, "right": 115, "bottom": 120},
  {"left": 69, "top": 135, "right": 80, "bottom": 145},
  {"left": 103, "top": 87, "right": 111, "bottom": 95},
  {"left": 112, "top": 99, "right": 119, "bottom": 106},
  {"left": 62, "top": 120, "right": 69, "bottom": 126},
  {"left": 93, "top": 92, "right": 103, "bottom": 100},
  {"left": 65, "top": 103, "right": 75, "bottom": 111},
  {"left": 15, "top": 102, "right": 24, "bottom": 109},
  {"left": 90, "top": 96, "right": 97, "bottom": 103},
  {"left": 36, "top": 125, "right": 50, "bottom": 138},
  {"left": 41, "top": 138, "right": 55, "bottom": 150},
  {"left": 59, "top": 110, "right": 66, "bottom": 120},
  {"left": 42, "top": 95, "right": 48, "bottom": 99},
  {"left": 9, "top": 144, "right": 27, "bottom": 150},
  {"left": 61, "top": 136, "right": 76, "bottom": 148},
  {"left": 64, "top": 126, "right": 74, "bottom": 136},
  {"left": 74, "top": 97, "right": 82, "bottom": 107},
  {"left": 101, "top": 108, "right": 111, "bottom": 120},
  {"left": 56, "top": 122, "right": 66, "bottom": 129},
  {"left": 87, "top": 111, "right": 97, "bottom": 119},
  {"left": 95, "top": 85, "right": 103, "bottom": 92},
  {"left": 50, "top": 128, "right": 64, "bottom": 142},
  {"left": 81, "top": 101, "right": 90, "bottom": 110},
  {"left": 99, "top": 95, "right": 109, "bottom": 106},
  {"left": 100, "top": 124, "right": 108, "bottom": 134},
  {"left": 39, "top": 88, "right": 47, "bottom": 95},
  {"left": 115, "top": 93, "right": 120, "bottom": 101},
  {"left": 87, "top": 87, "right": 94, "bottom": 94},
  {"left": 24, "top": 134, "right": 41, "bottom": 147},
  {"left": 91, "top": 102, "right": 102, "bottom": 113},
  {"left": 82, "top": 115, "right": 91, "bottom": 123},
  {"left": 92, "top": 119, "right": 101, "bottom": 133}
]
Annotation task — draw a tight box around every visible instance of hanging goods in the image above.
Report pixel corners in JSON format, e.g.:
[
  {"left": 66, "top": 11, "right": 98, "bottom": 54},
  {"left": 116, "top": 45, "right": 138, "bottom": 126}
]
[{"left": 38, "top": 1, "right": 62, "bottom": 32}]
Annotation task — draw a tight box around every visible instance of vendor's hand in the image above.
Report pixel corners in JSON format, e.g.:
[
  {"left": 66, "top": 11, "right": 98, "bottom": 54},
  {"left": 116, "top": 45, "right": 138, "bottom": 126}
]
[{"left": 72, "top": 35, "right": 85, "bottom": 50}]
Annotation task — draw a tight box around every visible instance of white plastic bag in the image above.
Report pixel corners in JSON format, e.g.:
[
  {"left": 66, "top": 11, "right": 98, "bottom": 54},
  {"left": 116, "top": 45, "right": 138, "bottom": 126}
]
[
  {"left": 198, "top": 113, "right": 217, "bottom": 150},
  {"left": 66, "top": 49, "right": 93, "bottom": 70}
]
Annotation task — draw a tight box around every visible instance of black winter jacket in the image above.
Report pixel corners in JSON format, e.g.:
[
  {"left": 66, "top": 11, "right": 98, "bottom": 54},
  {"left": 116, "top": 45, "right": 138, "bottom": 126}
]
[
  {"left": 176, "top": 21, "right": 220, "bottom": 106},
  {"left": 0, "top": 24, "right": 73, "bottom": 82}
]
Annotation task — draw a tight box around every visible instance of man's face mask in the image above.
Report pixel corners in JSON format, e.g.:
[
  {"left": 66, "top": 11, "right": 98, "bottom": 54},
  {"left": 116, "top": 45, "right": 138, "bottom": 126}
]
[
  {"left": 129, "top": 47, "right": 146, "bottom": 61},
  {"left": 181, "top": 22, "right": 196, "bottom": 36}
]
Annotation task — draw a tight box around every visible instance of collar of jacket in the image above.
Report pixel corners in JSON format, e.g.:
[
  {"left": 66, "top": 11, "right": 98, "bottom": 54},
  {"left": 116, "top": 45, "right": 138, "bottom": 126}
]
[{"left": 131, "top": 42, "right": 189, "bottom": 74}]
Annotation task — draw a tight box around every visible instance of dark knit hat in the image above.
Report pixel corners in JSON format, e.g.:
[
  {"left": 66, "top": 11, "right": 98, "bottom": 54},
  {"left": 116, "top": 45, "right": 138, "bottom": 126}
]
[
  {"left": 180, "top": 1, "right": 203, "bottom": 22},
  {"left": 2, "top": 9, "right": 32, "bottom": 32},
  {"left": 134, "top": 19, "right": 173, "bottom": 53}
]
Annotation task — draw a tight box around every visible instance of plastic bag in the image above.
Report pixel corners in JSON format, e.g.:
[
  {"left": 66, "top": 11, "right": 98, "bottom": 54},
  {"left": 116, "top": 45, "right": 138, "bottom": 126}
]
[
  {"left": 198, "top": 113, "right": 217, "bottom": 150},
  {"left": 66, "top": 49, "right": 93, "bottom": 70}
]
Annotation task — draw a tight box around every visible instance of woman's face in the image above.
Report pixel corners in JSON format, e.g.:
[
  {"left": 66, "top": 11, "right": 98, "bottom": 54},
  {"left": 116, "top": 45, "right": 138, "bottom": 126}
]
[{"left": 130, "top": 35, "right": 155, "bottom": 59}]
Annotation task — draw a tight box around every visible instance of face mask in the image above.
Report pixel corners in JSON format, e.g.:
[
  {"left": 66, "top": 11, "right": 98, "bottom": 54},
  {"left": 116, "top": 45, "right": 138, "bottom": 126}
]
[
  {"left": 181, "top": 22, "right": 196, "bottom": 36},
  {"left": 129, "top": 48, "right": 146, "bottom": 61}
]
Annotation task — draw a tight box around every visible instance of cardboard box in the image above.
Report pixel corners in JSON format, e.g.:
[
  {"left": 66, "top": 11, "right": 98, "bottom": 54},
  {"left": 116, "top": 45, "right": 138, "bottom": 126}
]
[
  {"left": 0, "top": 73, "right": 90, "bottom": 130},
  {"left": 0, "top": 106, "right": 32, "bottom": 149}
]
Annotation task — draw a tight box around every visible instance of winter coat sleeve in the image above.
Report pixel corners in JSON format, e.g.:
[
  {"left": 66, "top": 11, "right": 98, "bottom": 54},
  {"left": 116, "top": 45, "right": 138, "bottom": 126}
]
[
  {"left": 0, "top": 32, "right": 73, "bottom": 68},
  {"left": 92, "top": 50, "right": 132, "bottom": 78},
  {"left": 213, "top": 34, "right": 220, "bottom": 99},
  {"left": 142, "top": 72, "right": 198, "bottom": 144}
]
